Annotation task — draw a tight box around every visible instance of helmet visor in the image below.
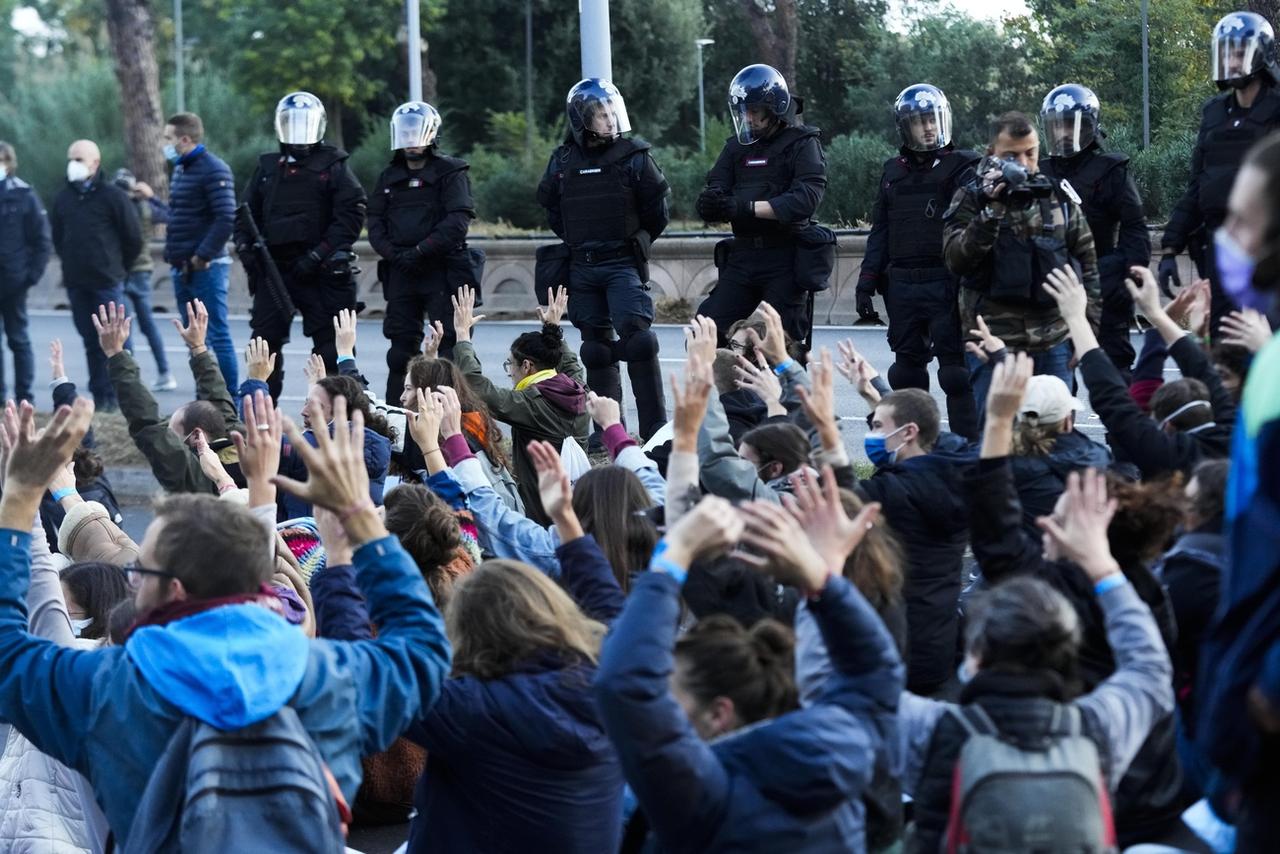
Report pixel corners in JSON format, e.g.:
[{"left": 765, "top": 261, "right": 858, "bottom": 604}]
[
  {"left": 1213, "top": 32, "right": 1264, "bottom": 83},
  {"left": 276, "top": 107, "right": 325, "bottom": 145},
  {"left": 731, "top": 102, "right": 778, "bottom": 145},
  {"left": 391, "top": 109, "right": 441, "bottom": 151},
  {"left": 897, "top": 104, "right": 952, "bottom": 152},
  {"left": 569, "top": 95, "right": 631, "bottom": 142},
  {"left": 1042, "top": 111, "right": 1095, "bottom": 157}
]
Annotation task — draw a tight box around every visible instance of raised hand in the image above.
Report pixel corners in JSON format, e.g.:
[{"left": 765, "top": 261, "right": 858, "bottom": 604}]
[
  {"left": 435, "top": 384, "right": 463, "bottom": 439},
  {"left": 91, "top": 302, "right": 132, "bottom": 358},
  {"left": 986, "top": 350, "right": 1034, "bottom": 424},
  {"left": 671, "top": 351, "right": 714, "bottom": 453},
  {"left": 1220, "top": 308, "right": 1273, "bottom": 353},
  {"left": 303, "top": 352, "right": 326, "bottom": 386},
  {"left": 409, "top": 387, "right": 443, "bottom": 453},
  {"left": 737, "top": 500, "right": 832, "bottom": 596},
  {"left": 333, "top": 308, "right": 358, "bottom": 359},
  {"left": 536, "top": 285, "right": 569, "bottom": 326},
  {"left": 1042, "top": 265, "right": 1088, "bottom": 324},
  {"left": 2, "top": 398, "right": 94, "bottom": 498},
  {"left": 779, "top": 465, "right": 881, "bottom": 581},
  {"left": 796, "top": 348, "right": 839, "bottom": 443},
  {"left": 750, "top": 302, "right": 789, "bottom": 366},
  {"left": 230, "top": 391, "right": 283, "bottom": 497},
  {"left": 193, "top": 429, "right": 236, "bottom": 491},
  {"left": 734, "top": 350, "right": 784, "bottom": 413},
  {"left": 452, "top": 285, "right": 486, "bottom": 343},
  {"left": 836, "top": 339, "right": 881, "bottom": 405},
  {"left": 1036, "top": 468, "right": 1120, "bottom": 583},
  {"left": 586, "top": 391, "right": 622, "bottom": 431},
  {"left": 245, "top": 337, "right": 277, "bottom": 383},
  {"left": 684, "top": 315, "right": 717, "bottom": 368},
  {"left": 661, "top": 495, "right": 743, "bottom": 568},
  {"left": 171, "top": 299, "right": 209, "bottom": 353},
  {"left": 528, "top": 439, "right": 575, "bottom": 525},
  {"left": 1124, "top": 265, "right": 1165, "bottom": 321},
  {"left": 966, "top": 315, "right": 1007, "bottom": 364},
  {"left": 50, "top": 339, "right": 65, "bottom": 381},
  {"left": 422, "top": 320, "right": 445, "bottom": 358},
  {"left": 314, "top": 506, "right": 354, "bottom": 567}
]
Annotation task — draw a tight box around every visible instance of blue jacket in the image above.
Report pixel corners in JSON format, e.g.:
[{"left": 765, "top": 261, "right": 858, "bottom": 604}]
[
  {"left": 163, "top": 145, "right": 235, "bottom": 264},
  {"left": 0, "top": 177, "right": 51, "bottom": 293},
  {"left": 595, "top": 570, "right": 903, "bottom": 854},
  {"left": 0, "top": 529, "right": 450, "bottom": 848}
]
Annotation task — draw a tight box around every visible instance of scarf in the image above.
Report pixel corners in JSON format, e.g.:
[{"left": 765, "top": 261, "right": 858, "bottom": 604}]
[
  {"left": 125, "top": 583, "right": 290, "bottom": 642},
  {"left": 514, "top": 368, "right": 557, "bottom": 392},
  {"left": 461, "top": 411, "right": 490, "bottom": 449}
]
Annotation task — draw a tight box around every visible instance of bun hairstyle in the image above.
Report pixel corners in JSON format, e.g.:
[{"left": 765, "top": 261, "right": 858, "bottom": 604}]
[
  {"left": 674, "top": 615, "right": 799, "bottom": 726},
  {"left": 511, "top": 323, "right": 567, "bottom": 372},
  {"left": 383, "top": 484, "right": 468, "bottom": 608}
]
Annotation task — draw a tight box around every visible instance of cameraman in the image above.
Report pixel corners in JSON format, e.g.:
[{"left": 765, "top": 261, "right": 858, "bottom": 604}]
[{"left": 944, "top": 111, "right": 1100, "bottom": 415}]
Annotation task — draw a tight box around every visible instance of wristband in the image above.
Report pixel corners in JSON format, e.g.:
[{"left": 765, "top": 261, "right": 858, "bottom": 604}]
[
  {"left": 772, "top": 359, "right": 794, "bottom": 376},
  {"left": 50, "top": 487, "right": 76, "bottom": 502},
  {"left": 339, "top": 498, "right": 376, "bottom": 524},
  {"left": 218, "top": 482, "right": 239, "bottom": 495},
  {"left": 1093, "top": 573, "right": 1127, "bottom": 596},
  {"left": 337, "top": 354, "right": 355, "bottom": 364},
  {"left": 649, "top": 540, "right": 688, "bottom": 585}
]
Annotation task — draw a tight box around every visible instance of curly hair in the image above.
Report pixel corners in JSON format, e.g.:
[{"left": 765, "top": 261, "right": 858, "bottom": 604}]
[
  {"left": 406, "top": 355, "right": 509, "bottom": 469},
  {"left": 674, "top": 615, "right": 799, "bottom": 726},
  {"left": 315, "top": 375, "right": 396, "bottom": 443},
  {"left": 71, "top": 446, "right": 105, "bottom": 490},
  {"left": 1106, "top": 472, "right": 1186, "bottom": 569}
]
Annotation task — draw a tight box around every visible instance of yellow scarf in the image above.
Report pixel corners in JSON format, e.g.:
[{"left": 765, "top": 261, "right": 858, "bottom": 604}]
[{"left": 515, "top": 368, "right": 557, "bottom": 392}]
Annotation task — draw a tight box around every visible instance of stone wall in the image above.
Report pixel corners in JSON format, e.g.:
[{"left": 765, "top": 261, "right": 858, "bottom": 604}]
[{"left": 30, "top": 227, "right": 1184, "bottom": 326}]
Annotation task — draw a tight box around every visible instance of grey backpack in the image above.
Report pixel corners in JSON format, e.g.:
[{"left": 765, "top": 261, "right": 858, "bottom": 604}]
[
  {"left": 944, "top": 704, "right": 1117, "bottom": 854},
  {"left": 120, "top": 707, "right": 347, "bottom": 854}
]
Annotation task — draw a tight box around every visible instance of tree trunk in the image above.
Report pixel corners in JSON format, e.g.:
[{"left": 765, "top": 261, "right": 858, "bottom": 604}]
[
  {"left": 738, "top": 0, "right": 798, "bottom": 88},
  {"left": 328, "top": 99, "right": 345, "bottom": 150},
  {"left": 1248, "top": 0, "right": 1279, "bottom": 29},
  {"left": 103, "top": 0, "right": 167, "bottom": 197}
]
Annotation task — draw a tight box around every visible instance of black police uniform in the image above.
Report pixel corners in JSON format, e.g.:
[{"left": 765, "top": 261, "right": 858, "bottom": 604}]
[
  {"left": 696, "top": 123, "right": 828, "bottom": 345},
  {"left": 1163, "top": 82, "right": 1280, "bottom": 330},
  {"left": 367, "top": 150, "right": 476, "bottom": 403},
  {"left": 857, "top": 145, "right": 980, "bottom": 441},
  {"left": 238, "top": 144, "right": 367, "bottom": 398},
  {"left": 1041, "top": 143, "right": 1150, "bottom": 379},
  {"left": 536, "top": 136, "right": 671, "bottom": 440}
]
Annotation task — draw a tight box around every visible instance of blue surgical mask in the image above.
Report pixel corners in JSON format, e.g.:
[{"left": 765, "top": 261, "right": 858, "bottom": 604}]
[
  {"left": 70, "top": 617, "right": 93, "bottom": 637},
  {"left": 1214, "top": 227, "right": 1268, "bottom": 311},
  {"left": 163, "top": 144, "right": 180, "bottom": 164},
  {"left": 864, "top": 423, "right": 908, "bottom": 467}
]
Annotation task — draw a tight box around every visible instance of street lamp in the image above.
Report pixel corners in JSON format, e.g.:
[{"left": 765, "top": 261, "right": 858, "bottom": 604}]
[
  {"left": 695, "top": 38, "right": 714, "bottom": 153},
  {"left": 174, "top": 0, "right": 184, "bottom": 112}
]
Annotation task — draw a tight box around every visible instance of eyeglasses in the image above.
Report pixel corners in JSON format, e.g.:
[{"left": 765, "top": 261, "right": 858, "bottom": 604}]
[
  {"left": 727, "top": 340, "right": 747, "bottom": 352},
  {"left": 126, "top": 563, "right": 176, "bottom": 586},
  {"left": 502, "top": 358, "right": 512, "bottom": 372}
]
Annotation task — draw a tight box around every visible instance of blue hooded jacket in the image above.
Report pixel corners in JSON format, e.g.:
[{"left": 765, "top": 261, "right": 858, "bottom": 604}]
[
  {"left": 595, "top": 569, "right": 903, "bottom": 853},
  {"left": 0, "top": 529, "right": 450, "bottom": 848}
]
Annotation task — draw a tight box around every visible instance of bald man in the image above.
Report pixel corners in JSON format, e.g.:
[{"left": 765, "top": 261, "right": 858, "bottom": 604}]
[{"left": 50, "top": 139, "right": 142, "bottom": 410}]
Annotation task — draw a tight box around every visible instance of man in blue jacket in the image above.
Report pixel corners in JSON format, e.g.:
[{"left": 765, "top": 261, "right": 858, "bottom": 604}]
[
  {"left": 0, "top": 393, "right": 450, "bottom": 848},
  {"left": 0, "top": 141, "right": 51, "bottom": 403},
  {"left": 162, "top": 112, "right": 238, "bottom": 391}
]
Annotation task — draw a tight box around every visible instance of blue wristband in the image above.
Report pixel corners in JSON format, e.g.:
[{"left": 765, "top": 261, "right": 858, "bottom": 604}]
[
  {"left": 649, "top": 540, "right": 688, "bottom": 585},
  {"left": 772, "top": 359, "right": 794, "bottom": 376},
  {"left": 50, "top": 487, "right": 76, "bottom": 502},
  {"left": 1093, "top": 574, "right": 1127, "bottom": 596},
  {"left": 336, "top": 354, "right": 355, "bottom": 364}
]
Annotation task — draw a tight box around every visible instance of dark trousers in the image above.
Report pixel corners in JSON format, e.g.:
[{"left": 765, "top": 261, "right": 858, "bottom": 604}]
[
  {"left": 382, "top": 265, "right": 455, "bottom": 403},
  {"left": 68, "top": 283, "right": 131, "bottom": 408},
  {"left": 0, "top": 289, "right": 34, "bottom": 402},
  {"left": 249, "top": 253, "right": 357, "bottom": 399},
  {"left": 567, "top": 257, "right": 666, "bottom": 439},
  {"left": 1098, "top": 268, "right": 1136, "bottom": 381},
  {"left": 698, "top": 244, "right": 808, "bottom": 345}
]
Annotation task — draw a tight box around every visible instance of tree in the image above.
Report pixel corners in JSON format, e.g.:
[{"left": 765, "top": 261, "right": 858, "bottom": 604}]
[
  {"left": 739, "top": 0, "right": 798, "bottom": 86},
  {"left": 104, "top": 0, "right": 167, "bottom": 194},
  {"left": 1248, "top": 0, "right": 1278, "bottom": 28}
]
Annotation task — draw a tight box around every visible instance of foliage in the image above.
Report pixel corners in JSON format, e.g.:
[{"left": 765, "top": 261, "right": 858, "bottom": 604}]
[{"left": 818, "top": 133, "right": 895, "bottom": 226}]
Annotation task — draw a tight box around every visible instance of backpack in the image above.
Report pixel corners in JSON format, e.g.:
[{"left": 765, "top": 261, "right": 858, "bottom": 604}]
[
  {"left": 119, "top": 707, "right": 349, "bottom": 854},
  {"left": 944, "top": 704, "right": 1117, "bottom": 854}
]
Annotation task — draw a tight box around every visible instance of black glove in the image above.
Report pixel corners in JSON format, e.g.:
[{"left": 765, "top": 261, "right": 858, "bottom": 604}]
[
  {"left": 696, "top": 190, "right": 733, "bottom": 223},
  {"left": 1157, "top": 253, "right": 1181, "bottom": 299},
  {"left": 295, "top": 249, "right": 324, "bottom": 278},
  {"left": 855, "top": 290, "right": 883, "bottom": 325},
  {"left": 392, "top": 247, "right": 423, "bottom": 274},
  {"left": 732, "top": 198, "right": 756, "bottom": 220}
]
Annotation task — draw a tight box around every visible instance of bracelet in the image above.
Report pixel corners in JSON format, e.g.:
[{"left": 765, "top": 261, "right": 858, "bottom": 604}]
[
  {"left": 337, "top": 354, "right": 355, "bottom": 363},
  {"left": 339, "top": 498, "right": 376, "bottom": 523},
  {"left": 421, "top": 446, "right": 440, "bottom": 454},
  {"left": 1093, "top": 573, "right": 1127, "bottom": 596},
  {"left": 649, "top": 540, "right": 688, "bottom": 585},
  {"left": 218, "top": 482, "right": 238, "bottom": 494},
  {"left": 772, "top": 358, "right": 794, "bottom": 376},
  {"left": 50, "top": 487, "right": 76, "bottom": 502}
]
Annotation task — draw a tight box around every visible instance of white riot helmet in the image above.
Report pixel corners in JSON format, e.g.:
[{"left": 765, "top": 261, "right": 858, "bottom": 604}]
[
  {"left": 274, "top": 92, "right": 327, "bottom": 145},
  {"left": 390, "top": 101, "right": 442, "bottom": 151}
]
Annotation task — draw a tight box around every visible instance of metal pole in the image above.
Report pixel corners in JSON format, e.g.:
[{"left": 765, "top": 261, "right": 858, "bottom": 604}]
[
  {"left": 525, "top": 0, "right": 534, "bottom": 161},
  {"left": 407, "top": 0, "right": 423, "bottom": 102},
  {"left": 579, "top": 0, "right": 613, "bottom": 80},
  {"left": 1141, "top": 0, "right": 1150, "bottom": 148},
  {"left": 696, "top": 39, "right": 713, "bottom": 153},
  {"left": 174, "top": 0, "right": 185, "bottom": 112}
]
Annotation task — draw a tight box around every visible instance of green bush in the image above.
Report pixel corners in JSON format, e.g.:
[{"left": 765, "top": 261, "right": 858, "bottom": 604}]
[
  {"left": 168, "top": 64, "right": 277, "bottom": 193},
  {"left": 1128, "top": 131, "right": 1194, "bottom": 224},
  {"left": 819, "top": 132, "right": 894, "bottom": 227}
]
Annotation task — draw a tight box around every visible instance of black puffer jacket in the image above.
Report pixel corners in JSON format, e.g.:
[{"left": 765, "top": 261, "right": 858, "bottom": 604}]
[{"left": 1010, "top": 430, "right": 1113, "bottom": 537}]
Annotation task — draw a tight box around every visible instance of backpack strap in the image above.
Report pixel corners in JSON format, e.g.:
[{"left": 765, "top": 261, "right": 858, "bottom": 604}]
[{"left": 949, "top": 704, "right": 998, "bottom": 738}]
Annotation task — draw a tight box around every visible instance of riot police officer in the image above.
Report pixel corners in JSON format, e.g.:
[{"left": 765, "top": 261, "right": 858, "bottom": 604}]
[
  {"left": 237, "top": 91, "right": 367, "bottom": 398},
  {"left": 536, "top": 79, "right": 671, "bottom": 441},
  {"left": 368, "top": 101, "right": 477, "bottom": 403},
  {"left": 1039, "top": 84, "right": 1150, "bottom": 380},
  {"left": 696, "top": 64, "right": 829, "bottom": 345},
  {"left": 1159, "top": 11, "right": 1280, "bottom": 331},
  {"left": 856, "top": 84, "right": 980, "bottom": 441}
]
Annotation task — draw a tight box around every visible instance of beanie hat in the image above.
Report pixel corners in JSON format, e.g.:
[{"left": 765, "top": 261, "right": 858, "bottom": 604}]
[{"left": 278, "top": 517, "right": 326, "bottom": 584}]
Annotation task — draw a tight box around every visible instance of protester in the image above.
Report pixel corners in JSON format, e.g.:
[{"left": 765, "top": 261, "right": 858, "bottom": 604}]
[{"left": 0, "top": 141, "right": 51, "bottom": 404}]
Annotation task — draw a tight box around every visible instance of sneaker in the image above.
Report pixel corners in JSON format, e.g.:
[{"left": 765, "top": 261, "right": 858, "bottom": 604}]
[{"left": 152, "top": 373, "right": 177, "bottom": 392}]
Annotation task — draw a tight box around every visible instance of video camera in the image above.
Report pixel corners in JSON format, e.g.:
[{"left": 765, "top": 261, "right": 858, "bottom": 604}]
[{"left": 979, "top": 156, "right": 1055, "bottom": 204}]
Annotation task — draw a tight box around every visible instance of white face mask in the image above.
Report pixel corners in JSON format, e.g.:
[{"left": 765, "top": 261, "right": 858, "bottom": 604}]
[
  {"left": 70, "top": 617, "right": 93, "bottom": 637},
  {"left": 66, "top": 160, "right": 91, "bottom": 183},
  {"left": 0, "top": 165, "right": 8, "bottom": 181}
]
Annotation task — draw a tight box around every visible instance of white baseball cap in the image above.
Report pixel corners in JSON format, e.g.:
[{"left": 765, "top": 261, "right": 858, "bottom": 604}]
[{"left": 1018, "top": 374, "right": 1084, "bottom": 423}]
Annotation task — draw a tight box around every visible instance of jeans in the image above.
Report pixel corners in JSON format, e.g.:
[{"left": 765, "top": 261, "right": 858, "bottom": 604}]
[
  {"left": 123, "top": 270, "right": 170, "bottom": 375},
  {"left": 173, "top": 262, "right": 237, "bottom": 392},
  {"left": 968, "top": 339, "right": 1073, "bottom": 427},
  {"left": 0, "top": 290, "right": 34, "bottom": 402},
  {"left": 68, "top": 284, "right": 131, "bottom": 408}
]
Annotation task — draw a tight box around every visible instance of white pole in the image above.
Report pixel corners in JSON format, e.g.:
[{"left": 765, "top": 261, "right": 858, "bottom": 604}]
[
  {"left": 407, "top": 0, "right": 423, "bottom": 101},
  {"left": 579, "top": 0, "right": 613, "bottom": 80},
  {"left": 1141, "top": 0, "right": 1150, "bottom": 149},
  {"left": 696, "top": 39, "right": 714, "bottom": 153},
  {"left": 174, "top": 0, "right": 185, "bottom": 112}
]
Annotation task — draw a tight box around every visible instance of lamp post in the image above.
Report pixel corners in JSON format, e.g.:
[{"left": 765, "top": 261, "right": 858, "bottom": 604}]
[
  {"left": 174, "top": 0, "right": 185, "bottom": 112},
  {"left": 695, "top": 38, "right": 714, "bottom": 153},
  {"left": 407, "top": 0, "right": 422, "bottom": 101},
  {"left": 1141, "top": 0, "right": 1150, "bottom": 148}
]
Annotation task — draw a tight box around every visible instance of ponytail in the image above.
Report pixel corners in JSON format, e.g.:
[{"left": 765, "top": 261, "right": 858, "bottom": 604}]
[{"left": 674, "top": 615, "right": 798, "bottom": 726}]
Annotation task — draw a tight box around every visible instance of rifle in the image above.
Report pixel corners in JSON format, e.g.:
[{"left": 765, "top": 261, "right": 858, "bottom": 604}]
[{"left": 235, "top": 202, "right": 295, "bottom": 320}]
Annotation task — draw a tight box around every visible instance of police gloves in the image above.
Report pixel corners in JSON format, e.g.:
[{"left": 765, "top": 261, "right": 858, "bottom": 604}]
[
  {"left": 695, "top": 189, "right": 734, "bottom": 223},
  {"left": 393, "top": 247, "right": 424, "bottom": 274},
  {"left": 855, "top": 290, "right": 883, "bottom": 325},
  {"left": 1156, "top": 254, "right": 1181, "bottom": 299},
  {"left": 295, "top": 249, "right": 325, "bottom": 277}
]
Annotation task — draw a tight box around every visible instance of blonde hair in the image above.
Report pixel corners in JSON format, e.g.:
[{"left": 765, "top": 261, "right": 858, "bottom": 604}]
[
  {"left": 838, "top": 490, "right": 904, "bottom": 608},
  {"left": 1011, "top": 416, "right": 1066, "bottom": 457},
  {"left": 446, "top": 559, "right": 606, "bottom": 679}
]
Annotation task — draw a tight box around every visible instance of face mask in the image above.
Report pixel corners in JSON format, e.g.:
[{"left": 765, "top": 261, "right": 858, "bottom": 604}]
[
  {"left": 163, "top": 143, "right": 180, "bottom": 164},
  {"left": 70, "top": 617, "right": 93, "bottom": 637},
  {"left": 66, "top": 160, "right": 91, "bottom": 183},
  {"left": 0, "top": 165, "right": 8, "bottom": 181},
  {"left": 864, "top": 423, "right": 908, "bottom": 467},
  {"left": 1214, "top": 227, "right": 1269, "bottom": 311}
]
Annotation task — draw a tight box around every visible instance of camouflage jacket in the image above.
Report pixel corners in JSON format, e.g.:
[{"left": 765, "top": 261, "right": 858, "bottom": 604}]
[{"left": 943, "top": 184, "right": 1101, "bottom": 351}]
